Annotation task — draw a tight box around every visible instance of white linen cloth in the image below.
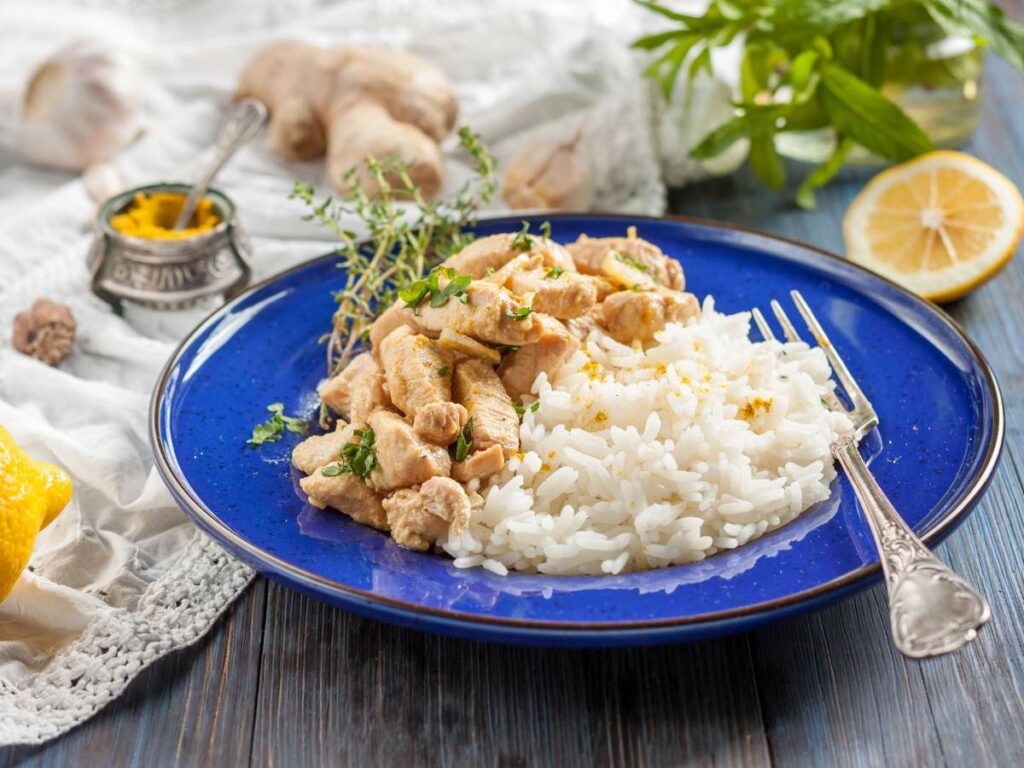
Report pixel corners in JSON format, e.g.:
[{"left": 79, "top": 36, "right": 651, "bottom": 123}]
[{"left": 0, "top": 0, "right": 734, "bottom": 745}]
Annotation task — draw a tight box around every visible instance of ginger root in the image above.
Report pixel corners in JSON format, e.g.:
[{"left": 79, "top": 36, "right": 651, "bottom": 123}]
[{"left": 236, "top": 42, "right": 457, "bottom": 198}]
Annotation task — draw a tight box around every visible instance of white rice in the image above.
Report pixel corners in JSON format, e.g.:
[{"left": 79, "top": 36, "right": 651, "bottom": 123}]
[{"left": 442, "top": 298, "right": 853, "bottom": 576}]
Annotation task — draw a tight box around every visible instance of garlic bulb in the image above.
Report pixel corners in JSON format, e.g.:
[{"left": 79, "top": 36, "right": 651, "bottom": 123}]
[
  {"left": 502, "top": 128, "right": 594, "bottom": 211},
  {"left": 15, "top": 39, "right": 144, "bottom": 172}
]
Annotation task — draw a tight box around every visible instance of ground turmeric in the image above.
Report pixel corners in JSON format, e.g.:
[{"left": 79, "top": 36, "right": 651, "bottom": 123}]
[{"left": 110, "top": 192, "right": 220, "bottom": 240}]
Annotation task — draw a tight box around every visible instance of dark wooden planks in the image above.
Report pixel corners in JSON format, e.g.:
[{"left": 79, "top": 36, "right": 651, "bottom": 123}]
[
  {"left": 249, "top": 581, "right": 771, "bottom": 768},
  {"left": 0, "top": 580, "right": 267, "bottom": 768}
]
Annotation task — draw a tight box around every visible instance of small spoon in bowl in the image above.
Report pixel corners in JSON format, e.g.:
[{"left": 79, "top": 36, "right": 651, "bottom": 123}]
[{"left": 172, "top": 98, "right": 267, "bottom": 230}]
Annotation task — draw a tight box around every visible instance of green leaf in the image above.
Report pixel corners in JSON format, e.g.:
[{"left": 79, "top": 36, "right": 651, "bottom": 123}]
[
  {"left": 689, "top": 116, "right": 749, "bottom": 159},
  {"left": 632, "top": 29, "right": 689, "bottom": 50},
  {"left": 454, "top": 418, "right": 473, "bottom": 461},
  {"left": 790, "top": 50, "right": 820, "bottom": 96},
  {"left": 545, "top": 266, "right": 565, "bottom": 279},
  {"left": 688, "top": 45, "right": 714, "bottom": 79},
  {"left": 632, "top": 0, "right": 703, "bottom": 24},
  {"left": 796, "top": 137, "right": 854, "bottom": 209},
  {"left": 506, "top": 306, "right": 534, "bottom": 321},
  {"left": 511, "top": 221, "right": 535, "bottom": 250},
  {"left": 817, "top": 64, "right": 934, "bottom": 161},
  {"left": 922, "top": 0, "right": 1024, "bottom": 74},
  {"left": 748, "top": 130, "right": 785, "bottom": 190}
]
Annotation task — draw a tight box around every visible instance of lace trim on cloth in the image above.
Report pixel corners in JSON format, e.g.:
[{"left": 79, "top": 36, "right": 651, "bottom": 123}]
[{"left": 0, "top": 535, "right": 253, "bottom": 746}]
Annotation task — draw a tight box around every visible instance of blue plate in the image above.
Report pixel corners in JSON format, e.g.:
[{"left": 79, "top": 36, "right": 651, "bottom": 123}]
[{"left": 151, "top": 215, "right": 1003, "bottom": 647}]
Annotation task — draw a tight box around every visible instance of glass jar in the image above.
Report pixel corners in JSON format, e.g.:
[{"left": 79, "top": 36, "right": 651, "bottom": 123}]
[{"left": 775, "top": 13, "right": 984, "bottom": 166}]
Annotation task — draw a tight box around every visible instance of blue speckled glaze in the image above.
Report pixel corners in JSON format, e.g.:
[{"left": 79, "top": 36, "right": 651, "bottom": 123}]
[{"left": 151, "top": 215, "right": 1002, "bottom": 647}]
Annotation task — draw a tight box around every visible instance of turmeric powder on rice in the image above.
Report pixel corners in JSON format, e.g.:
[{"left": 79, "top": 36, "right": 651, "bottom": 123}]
[{"left": 110, "top": 192, "right": 221, "bottom": 240}]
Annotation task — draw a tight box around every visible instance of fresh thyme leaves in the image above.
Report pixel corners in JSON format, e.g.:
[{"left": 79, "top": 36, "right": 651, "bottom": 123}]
[
  {"left": 247, "top": 403, "right": 308, "bottom": 447},
  {"left": 511, "top": 221, "right": 535, "bottom": 250},
  {"left": 633, "top": 0, "right": 1024, "bottom": 206},
  {"left": 506, "top": 306, "right": 534, "bottom": 321},
  {"left": 291, "top": 126, "right": 496, "bottom": 377},
  {"left": 437, "top": 365, "right": 450, "bottom": 377},
  {"left": 321, "top": 428, "right": 377, "bottom": 479},
  {"left": 540, "top": 221, "right": 552, "bottom": 239},
  {"left": 513, "top": 400, "right": 526, "bottom": 420},
  {"left": 545, "top": 266, "right": 565, "bottom": 279},
  {"left": 616, "top": 253, "right": 649, "bottom": 272},
  {"left": 399, "top": 266, "right": 472, "bottom": 311},
  {"left": 454, "top": 418, "right": 474, "bottom": 461},
  {"left": 530, "top": 401, "right": 540, "bottom": 413}
]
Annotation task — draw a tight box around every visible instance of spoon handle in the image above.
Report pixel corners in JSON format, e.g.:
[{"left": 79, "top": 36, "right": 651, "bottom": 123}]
[{"left": 173, "top": 98, "right": 267, "bottom": 230}]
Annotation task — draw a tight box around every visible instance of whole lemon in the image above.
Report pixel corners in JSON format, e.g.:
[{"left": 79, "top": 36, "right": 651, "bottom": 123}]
[{"left": 0, "top": 424, "right": 73, "bottom": 603}]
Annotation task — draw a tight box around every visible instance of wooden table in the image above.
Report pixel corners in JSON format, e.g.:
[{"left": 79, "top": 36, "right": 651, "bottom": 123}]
[{"left": 4, "top": 54, "right": 1024, "bottom": 768}]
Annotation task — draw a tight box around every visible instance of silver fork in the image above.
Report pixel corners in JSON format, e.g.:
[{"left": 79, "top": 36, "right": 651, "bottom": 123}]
[{"left": 753, "top": 290, "right": 990, "bottom": 659}]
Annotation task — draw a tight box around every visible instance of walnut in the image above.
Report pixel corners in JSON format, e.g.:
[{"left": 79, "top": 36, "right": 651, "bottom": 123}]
[{"left": 12, "top": 298, "right": 76, "bottom": 366}]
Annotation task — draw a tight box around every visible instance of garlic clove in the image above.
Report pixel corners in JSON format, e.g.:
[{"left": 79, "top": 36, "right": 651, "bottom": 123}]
[
  {"left": 15, "top": 39, "right": 145, "bottom": 172},
  {"left": 83, "top": 163, "right": 126, "bottom": 205},
  {"left": 502, "top": 128, "right": 594, "bottom": 211}
]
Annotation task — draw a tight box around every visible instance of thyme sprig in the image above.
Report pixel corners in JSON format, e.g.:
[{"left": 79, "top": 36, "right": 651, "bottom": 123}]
[{"left": 291, "top": 127, "right": 497, "bottom": 378}]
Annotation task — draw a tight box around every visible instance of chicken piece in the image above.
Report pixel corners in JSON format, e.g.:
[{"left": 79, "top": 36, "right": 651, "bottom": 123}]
[
  {"left": 452, "top": 444, "right": 506, "bottom": 483},
  {"left": 584, "top": 274, "right": 617, "bottom": 301},
  {"left": 366, "top": 410, "right": 451, "bottom": 493},
  {"left": 412, "top": 278, "right": 544, "bottom": 346},
  {"left": 292, "top": 421, "right": 351, "bottom": 474},
  {"left": 601, "top": 251, "right": 657, "bottom": 291},
  {"left": 318, "top": 352, "right": 389, "bottom": 423},
  {"left": 369, "top": 303, "right": 427, "bottom": 352},
  {"left": 453, "top": 358, "right": 519, "bottom": 457},
  {"left": 300, "top": 469, "right": 388, "bottom": 531},
  {"left": 383, "top": 476, "right": 471, "bottom": 551},
  {"left": 566, "top": 233, "right": 684, "bottom": 290},
  {"left": 599, "top": 289, "right": 701, "bottom": 344},
  {"left": 436, "top": 328, "right": 501, "bottom": 364},
  {"left": 443, "top": 233, "right": 575, "bottom": 279},
  {"left": 498, "top": 314, "right": 581, "bottom": 400},
  {"left": 379, "top": 327, "right": 467, "bottom": 445},
  {"left": 505, "top": 269, "right": 598, "bottom": 319}
]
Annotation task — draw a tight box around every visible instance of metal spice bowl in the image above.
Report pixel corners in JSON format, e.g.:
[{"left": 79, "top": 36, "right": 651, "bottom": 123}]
[{"left": 88, "top": 182, "right": 252, "bottom": 312}]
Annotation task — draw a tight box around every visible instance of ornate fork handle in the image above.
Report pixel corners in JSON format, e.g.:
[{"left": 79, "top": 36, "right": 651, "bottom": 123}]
[{"left": 833, "top": 434, "right": 990, "bottom": 658}]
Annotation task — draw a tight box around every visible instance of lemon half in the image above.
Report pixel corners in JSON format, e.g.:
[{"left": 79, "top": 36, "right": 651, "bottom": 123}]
[{"left": 844, "top": 151, "right": 1024, "bottom": 302}]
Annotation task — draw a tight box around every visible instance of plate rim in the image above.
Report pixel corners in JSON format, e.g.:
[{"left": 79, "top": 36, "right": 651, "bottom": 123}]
[{"left": 149, "top": 212, "right": 1005, "bottom": 635}]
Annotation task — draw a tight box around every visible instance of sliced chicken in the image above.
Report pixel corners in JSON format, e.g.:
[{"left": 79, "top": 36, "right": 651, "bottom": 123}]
[
  {"left": 411, "top": 278, "right": 544, "bottom": 346},
  {"left": 369, "top": 303, "right": 426, "bottom": 352},
  {"left": 498, "top": 313, "right": 581, "bottom": 400},
  {"left": 505, "top": 269, "right": 598, "bottom": 319},
  {"left": 452, "top": 444, "right": 506, "bottom": 483},
  {"left": 366, "top": 410, "right": 451, "bottom": 493},
  {"left": 291, "top": 421, "right": 351, "bottom": 474},
  {"left": 453, "top": 357, "right": 519, "bottom": 457},
  {"left": 319, "top": 352, "right": 389, "bottom": 423},
  {"left": 599, "top": 289, "right": 701, "bottom": 344},
  {"left": 379, "top": 326, "right": 467, "bottom": 445},
  {"left": 300, "top": 470, "right": 388, "bottom": 531},
  {"left": 383, "top": 476, "right": 471, "bottom": 551},
  {"left": 584, "top": 274, "right": 617, "bottom": 301},
  {"left": 443, "top": 233, "right": 576, "bottom": 279},
  {"left": 566, "top": 233, "right": 684, "bottom": 290},
  {"left": 436, "top": 328, "right": 501, "bottom": 364}
]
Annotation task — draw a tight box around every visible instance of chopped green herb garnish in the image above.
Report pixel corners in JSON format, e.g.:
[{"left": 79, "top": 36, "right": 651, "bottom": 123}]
[
  {"left": 400, "top": 266, "right": 472, "bottom": 311},
  {"left": 506, "top": 306, "right": 534, "bottom": 321},
  {"left": 247, "top": 403, "right": 308, "bottom": 447},
  {"left": 630, "top": 283, "right": 652, "bottom": 292},
  {"left": 530, "top": 401, "right": 540, "bottom": 413},
  {"left": 513, "top": 400, "right": 526, "bottom": 420},
  {"left": 437, "top": 365, "right": 450, "bottom": 377},
  {"left": 511, "top": 221, "right": 535, "bottom": 251},
  {"left": 615, "top": 253, "right": 649, "bottom": 272},
  {"left": 540, "top": 221, "right": 552, "bottom": 239},
  {"left": 486, "top": 342, "right": 522, "bottom": 355},
  {"left": 454, "top": 418, "right": 474, "bottom": 461},
  {"left": 545, "top": 266, "right": 565, "bottom": 279},
  {"left": 322, "top": 428, "right": 377, "bottom": 479}
]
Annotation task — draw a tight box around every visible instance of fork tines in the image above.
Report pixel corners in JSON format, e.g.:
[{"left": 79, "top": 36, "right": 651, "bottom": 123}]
[{"left": 753, "top": 290, "right": 878, "bottom": 432}]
